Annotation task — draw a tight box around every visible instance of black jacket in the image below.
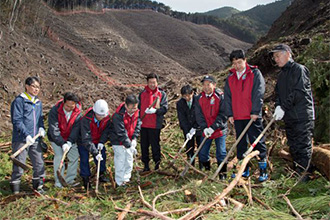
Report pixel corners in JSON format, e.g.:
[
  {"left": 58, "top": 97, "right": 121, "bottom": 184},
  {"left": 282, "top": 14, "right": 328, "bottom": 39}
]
[
  {"left": 275, "top": 60, "right": 315, "bottom": 122},
  {"left": 176, "top": 95, "right": 201, "bottom": 136}
]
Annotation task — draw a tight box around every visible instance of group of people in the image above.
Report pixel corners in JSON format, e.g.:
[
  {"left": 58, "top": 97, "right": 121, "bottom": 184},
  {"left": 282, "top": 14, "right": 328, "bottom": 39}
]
[{"left": 9, "top": 44, "right": 315, "bottom": 194}]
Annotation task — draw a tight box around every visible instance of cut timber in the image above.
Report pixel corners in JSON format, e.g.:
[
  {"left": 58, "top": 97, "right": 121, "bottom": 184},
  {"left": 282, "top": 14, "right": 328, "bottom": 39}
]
[{"left": 278, "top": 147, "right": 330, "bottom": 180}]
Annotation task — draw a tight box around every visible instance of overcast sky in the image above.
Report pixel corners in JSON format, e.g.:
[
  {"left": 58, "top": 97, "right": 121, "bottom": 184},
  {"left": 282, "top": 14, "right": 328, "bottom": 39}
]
[{"left": 159, "top": 0, "right": 277, "bottom": 12}]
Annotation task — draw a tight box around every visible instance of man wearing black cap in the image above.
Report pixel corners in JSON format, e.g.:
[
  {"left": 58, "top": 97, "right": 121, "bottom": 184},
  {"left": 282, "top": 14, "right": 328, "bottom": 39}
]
[
  {"left": 224, "top": 49, "right": 268, "bottom": 182},
  {"left": 271, "top": 44, "right": 315, "bottom": 181},
  {"left": 195, "top": 75, "right": 227, "bottom": 180}
]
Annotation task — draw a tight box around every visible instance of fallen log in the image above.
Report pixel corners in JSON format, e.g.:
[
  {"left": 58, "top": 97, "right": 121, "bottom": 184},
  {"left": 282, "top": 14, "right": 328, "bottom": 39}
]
[{"left": 278, "top": 147, "right": 330, "bottom": 180}]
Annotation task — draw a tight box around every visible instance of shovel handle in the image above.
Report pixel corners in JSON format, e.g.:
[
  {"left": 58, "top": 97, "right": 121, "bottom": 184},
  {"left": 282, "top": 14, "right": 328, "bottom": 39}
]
[
  {"left": 95, "top": 151, "right": 102, "bottom": 193},
  {"left": 10, "top": 133, "right": 41, "bottom": 159},
  {"left": 57, "top": 149, "right": 69, "bottom": 172},
  {"left": 140, "top": 97, "right": 159, "bottom": 121},
  {"left": 243, "top": 117, "right": 275, "bottom": 158},
  {"left": 211, "top": 118, "right": 254, "bottom": 180},
  {"left": 180, "top": 136, "right": 209, "bottom": 177}
]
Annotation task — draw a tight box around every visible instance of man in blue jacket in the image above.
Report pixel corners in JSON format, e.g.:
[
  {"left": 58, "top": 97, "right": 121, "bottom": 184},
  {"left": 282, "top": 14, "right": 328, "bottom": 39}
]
[{"left": 10, "top": 76, "right": 46, "bottom": 194}]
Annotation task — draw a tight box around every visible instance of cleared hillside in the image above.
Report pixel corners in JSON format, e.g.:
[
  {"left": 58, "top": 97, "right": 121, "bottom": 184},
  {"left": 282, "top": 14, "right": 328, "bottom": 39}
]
[{"left": 0, "top": 1, "right": 250, "bottom": 134}]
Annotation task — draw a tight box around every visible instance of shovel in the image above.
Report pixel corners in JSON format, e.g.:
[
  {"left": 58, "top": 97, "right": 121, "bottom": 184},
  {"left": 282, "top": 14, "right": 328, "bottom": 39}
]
[
  {"left": 95, "top": 150, "right": 102, "bottom": 194},
  {"left": 243, "top": 117, "right": 275, "bottom": 158},
  {"left": 180, "top": 135, "right": 209, "bottom": 177},
  {"left": 57, "top": 148, "right": 69, "bottom": 187},
  {"left": 210, "top": 118, "right": 254, "bottom": 180},
  {"left": 10, "top": 133, "right": 41, "bottom": 170}
]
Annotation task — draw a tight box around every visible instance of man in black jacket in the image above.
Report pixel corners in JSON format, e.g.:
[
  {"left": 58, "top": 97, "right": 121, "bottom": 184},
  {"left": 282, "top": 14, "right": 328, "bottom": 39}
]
[
  {"left": 271, "top": 44, "right": 315, "bottom": 181},
  {"left": 176, "top": 85, "right": 201, "bottom": 166}
]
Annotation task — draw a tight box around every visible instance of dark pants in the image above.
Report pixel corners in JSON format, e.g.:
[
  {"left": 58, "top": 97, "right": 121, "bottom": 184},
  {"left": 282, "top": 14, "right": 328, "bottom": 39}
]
[
  {"left": 285, "top": 120, "right": 314, "bottom": 171},
  {"left": 184, "top": 132, "right": 201, "bottom": 158},
  {"left": 234, "top": 119, "right": 267, "bottom": 160},
  {"left": 140, "top": 128, "right": 161, "bottom": 165},
  {"left": 78, "top": 145, "right": 106, "bottom": 177}
]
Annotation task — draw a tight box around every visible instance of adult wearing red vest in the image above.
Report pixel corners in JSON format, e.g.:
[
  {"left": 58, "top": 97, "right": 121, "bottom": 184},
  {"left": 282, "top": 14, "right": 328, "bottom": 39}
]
[
  {"left": 224, "top": 49, "right": 268, "bottom": 182},
  {"left": 48, "top": 92, "right": 81, "bottom": 188},
  {"left": 100, "top": 95, "right": 141, "bottom": 187},
  {"left": 139, "top": 73, "right": 168, "bottom": 171},
  {"left": 195, "top": 75, "right": 228, "bottom": 180},
  {"left": 79, "top": 99, "right": 110, "bottom": 189}
]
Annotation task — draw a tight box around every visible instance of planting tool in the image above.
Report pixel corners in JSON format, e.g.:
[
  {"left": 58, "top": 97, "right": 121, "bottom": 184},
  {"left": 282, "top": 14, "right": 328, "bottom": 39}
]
[
  {"left": 95, "top": 150, "right": 102, "bottom": 194},
  {"left": 57, "top": 149, "right": 69, "bottom": 187},
  {"left": 211, "top": 118, "right": 254, "bottom": 180},
  {"left": 10, "top": 133, "right": 41, "bottom": 170},
  {"left": 243, "top": 117, "right": 275, "bottom": 157}
]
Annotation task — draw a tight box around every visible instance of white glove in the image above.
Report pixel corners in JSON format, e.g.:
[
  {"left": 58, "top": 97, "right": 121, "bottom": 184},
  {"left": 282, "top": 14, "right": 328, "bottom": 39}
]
[
  {"left": 62, "top": 143, "right": 71, "bottom": 152},
  {"left": 145, "top": 107, "right": 157, "bottom": 114},
  {"left": 26, "top": 135, "right": 35, "bottom": 146},
  {"left": 186, "top": 133, "right": 193, "bottom": 140},
  {"left": 130, "top": 145, "right": 138, "bottom": 156},
  {"left": 131, "top": 139, "right": 137, "bottom": 149},
  {"left": 273, "top": 106, "right": 285, "bottom": 120},
  {"left": 203, "top": 127, "right": 214, "bottom": 137},
  {"left": 96, "top": 153, "right": 103, "bottom": 161},
  {"left": 189, "top": 128, "right": 196, "bottom": 136},
  {"left": 38, "top": 127, "right": 46, "bottom": 137},
  {"left": 97, "top": 143, "right": 104, "bottom": 151}
]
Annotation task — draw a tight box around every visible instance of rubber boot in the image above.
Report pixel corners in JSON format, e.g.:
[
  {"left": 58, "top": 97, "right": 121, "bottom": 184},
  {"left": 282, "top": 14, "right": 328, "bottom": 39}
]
[
  {"left": 231, "top": 164, "right": 249, "bottom": 178},
  {"left": 295, "top": 166, "right": 310, "bottom": 182},
  {"left": 10, "top": 182, "right": 20, "bottom": 194},
  {"left": 82, "top": 176, "right": 92, "bottom": 190},
  {"left": 143, "top": 162, "right": 150, "bottom": 172},
  {"left": 99, "top": 172, "right": 110, "bottom": 183},
  {"left": 32, "top": 178, "right": 45, "bottom": 194},
  {"left": 203, "top": 161, "right": 211, "bottom": 171},
  {"left": 218, "top": 162, "right": 227, "bottom": 180},
  {"left": 258, "top": 161, "right": 268, "bottom": 182},
  {"left": 199, "top": 161, "right": 204, "bottom": 170}
]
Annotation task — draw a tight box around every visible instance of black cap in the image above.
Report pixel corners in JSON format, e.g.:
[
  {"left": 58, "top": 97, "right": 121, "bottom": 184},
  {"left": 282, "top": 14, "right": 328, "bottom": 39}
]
[
  {"left": 270, "top": 44, "right": 292, "bottom": 54},
  {"left": 201, "top": 75, "right": 216, "bottom": 84}
]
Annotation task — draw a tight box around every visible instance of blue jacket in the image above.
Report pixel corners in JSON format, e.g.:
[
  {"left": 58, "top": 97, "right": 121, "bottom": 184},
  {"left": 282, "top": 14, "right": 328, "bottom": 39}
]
[{"left": 11, "top": 93, "right": 44, "bottom": 143}]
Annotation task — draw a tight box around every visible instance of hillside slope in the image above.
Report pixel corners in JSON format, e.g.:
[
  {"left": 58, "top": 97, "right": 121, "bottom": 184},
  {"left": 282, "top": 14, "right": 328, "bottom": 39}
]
[{"left": 0, "top": 0, "right": 250, "bottom": 134}]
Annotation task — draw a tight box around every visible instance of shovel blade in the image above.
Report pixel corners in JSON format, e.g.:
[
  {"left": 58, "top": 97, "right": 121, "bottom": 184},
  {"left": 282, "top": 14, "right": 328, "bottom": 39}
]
[
  {"left": 57, "top": 170, "right": 69, "bottom": 187},
  {"left": 12, "top": 158, "right": 31, "bottom": 170}
]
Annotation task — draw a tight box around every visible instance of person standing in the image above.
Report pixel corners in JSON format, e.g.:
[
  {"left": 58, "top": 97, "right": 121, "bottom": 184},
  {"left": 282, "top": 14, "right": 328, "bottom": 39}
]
[
  {"left": 224, "top": 49, "right": 268, "bottom": 182},
  {"left": 102, "top": 95, "right": 141, "bottom": 187},
  {"left": 176, "top": 85, "right": 201, "bottom": 166},
  {"left": 139, "top": 73, "right": 168, "bottom": 171},
  {"left": 10, "top": 76, "right": 46, "bottom": 194},
  {"left": 47, "top": 92, "right": 81, "bottom": 188},
  {"left": 271, "top": 44, "right": 315, "bottom": 181},
  {"left": 195, "top": 75, "right": 228, "bottom": 180},
  {"left": 79, "top": 99, "right": 110, "bottom": 189}
]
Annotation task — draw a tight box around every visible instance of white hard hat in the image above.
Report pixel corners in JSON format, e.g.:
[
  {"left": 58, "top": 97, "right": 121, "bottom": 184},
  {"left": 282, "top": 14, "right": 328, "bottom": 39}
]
[{"left": 93, "top": 99, "right": 109, "bottom": 116}]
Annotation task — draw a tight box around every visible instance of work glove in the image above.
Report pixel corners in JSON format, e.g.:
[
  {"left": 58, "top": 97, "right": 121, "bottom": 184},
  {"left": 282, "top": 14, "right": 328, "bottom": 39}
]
[
  {"left": 62, "top": 142, "right": 71, "bottom": 152},
  {"left": 189, "top": 128, "right": 196, "bottom": 136},
  {"left": 96, "top": 153, "right": 103, "bottom": 161},
  {"left": 273, "top": 106, "right": 285, "bottom": 120},
  {"left": 145, "top": 107, "right": 157, "bottom": 114},
  {"left": 186, "top": 133, "right": 193, "bottom": 140},
  {"left": 131, "top": 139, "right": 137, "bottom": 149},
  {"left": 203, "top": 127, "right": 214, "bottom": 137},
  {"left": 38, "top": 127, "right": 46, "bottom": 137},
  {"left": 26, "top": 135, "right": 35, "bottom": 146},
  {"left": 97, "top": 143, "right": 104, "bottom": 151},
  {"left": 130, "top": 145, "right": 138, "bottom": 156}
]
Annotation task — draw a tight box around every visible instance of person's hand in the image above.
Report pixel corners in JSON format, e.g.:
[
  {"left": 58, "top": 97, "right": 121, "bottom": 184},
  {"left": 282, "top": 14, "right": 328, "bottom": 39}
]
[
  {"left": 131, "top": 139, "right": 137, "bottom": 148},
  {"left": 96, "top": 153, "right": 103, "bottom": 161},
  {"left": 97, "top": 143, "right": 104, "bottom": 151},
  {"left": 145, "top": 107, "right": 157, "bottom": 114},
  {"left": 273, "top": 106, "right": 285, "bottom": 120},
  {"left": 38, "top": 127, "right": 46, "bottom": 137},
  {"left": 189, "top": 128, "right": 196, "bottom": 136},
  {"left": 228, "top": 117, "right": 234, "bottom": 125},
  {"left": 26, "top": 135, "right": 35, "bottom": 146},
  {"left": 186, "top": 133, "right": 192, "bottom": 140},
  {"left": 62, "top": 143, "right": 71, "bottom": 152},
  {"left": 250, "top": 115, "right": 259, "bottom": 121},
  {"left": 203, "top": 127, "right": 214, "bottom": 137}
]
